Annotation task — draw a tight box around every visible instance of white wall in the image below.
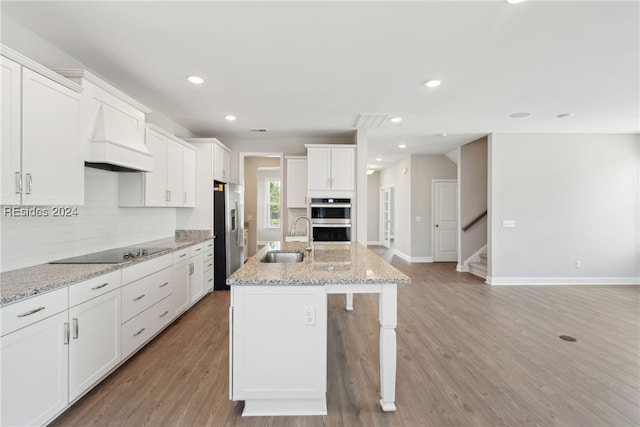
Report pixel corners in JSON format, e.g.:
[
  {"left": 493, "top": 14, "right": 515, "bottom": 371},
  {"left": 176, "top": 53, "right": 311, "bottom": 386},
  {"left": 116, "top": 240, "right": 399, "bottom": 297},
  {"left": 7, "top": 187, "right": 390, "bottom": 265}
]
[
  {"left": 488, "top": 133, "right": 640, "bottom": 284},
  {"left": 367, "top": 172, "right": 380, "bottom": 243},
  {"left": 1, "top": 168, "right": 175, "bottom": 272}
]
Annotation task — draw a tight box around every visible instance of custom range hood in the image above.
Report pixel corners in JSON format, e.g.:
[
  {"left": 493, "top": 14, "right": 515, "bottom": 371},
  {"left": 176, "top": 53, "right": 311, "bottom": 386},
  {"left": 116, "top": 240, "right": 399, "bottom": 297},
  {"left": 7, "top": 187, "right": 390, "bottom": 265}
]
[{"left": 55, "top": 68, "right": 154, "bottom": 172}]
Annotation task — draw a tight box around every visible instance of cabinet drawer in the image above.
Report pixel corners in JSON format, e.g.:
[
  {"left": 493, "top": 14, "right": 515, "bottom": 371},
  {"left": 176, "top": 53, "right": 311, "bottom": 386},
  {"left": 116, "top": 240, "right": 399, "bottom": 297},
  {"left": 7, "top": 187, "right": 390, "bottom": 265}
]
[
  {"left": 121, "top": 267, "right": 172, "bottom": 323},
  {"left": 69, "top": 270, "right": 121, "bottom": 307},
  {"left": 1, "top": 287, "right": 68, "bottom": 336},
  {"left": 204, "top": 268, "right": 214, "bottom": 292},
  {"left": 173, "top": 247, "right": 190, "bottom": 263},
  {"left": 190, "top": 243, "right": 204, "bottom": 257},
  {"left": 122, "top": 253, "right": 172, "bottom": 285},
  {"left": 203, "top": 239, "right": 214, "bottom": 251},
  {"left": 122, "top": 295, "right": 172, "bottom": 358},
  {"left": 203, "top": 250, "right": 214, "bottom": 269}
]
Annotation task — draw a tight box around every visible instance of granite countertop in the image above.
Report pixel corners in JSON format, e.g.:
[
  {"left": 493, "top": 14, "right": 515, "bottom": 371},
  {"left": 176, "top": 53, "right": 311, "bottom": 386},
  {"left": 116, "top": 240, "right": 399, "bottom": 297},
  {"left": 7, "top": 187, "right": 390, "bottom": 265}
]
[
  {"left": 0, "top": 234, "right": 212, "bottom": 307},
  {"left": 227, "top": 241, "right": 410, "bottom": 286}
]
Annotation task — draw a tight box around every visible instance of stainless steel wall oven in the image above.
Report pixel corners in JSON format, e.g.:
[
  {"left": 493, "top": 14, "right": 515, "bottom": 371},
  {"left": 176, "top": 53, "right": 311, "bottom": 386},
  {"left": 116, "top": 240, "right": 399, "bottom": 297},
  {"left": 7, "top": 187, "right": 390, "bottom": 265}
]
[{"left": 310, "top": 198, "right": 351, "bottom": 242}]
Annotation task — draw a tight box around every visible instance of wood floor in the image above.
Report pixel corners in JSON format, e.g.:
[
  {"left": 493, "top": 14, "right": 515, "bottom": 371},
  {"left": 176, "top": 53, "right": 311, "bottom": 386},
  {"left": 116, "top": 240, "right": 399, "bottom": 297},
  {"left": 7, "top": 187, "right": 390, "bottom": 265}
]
[{"left": 51, "top": 247, "right": 640, "bottom": 427}]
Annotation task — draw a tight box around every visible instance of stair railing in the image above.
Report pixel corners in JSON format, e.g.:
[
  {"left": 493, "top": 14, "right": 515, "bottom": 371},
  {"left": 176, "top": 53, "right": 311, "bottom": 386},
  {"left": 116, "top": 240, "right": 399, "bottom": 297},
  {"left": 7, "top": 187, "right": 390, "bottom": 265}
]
[{"left": 461, "top": 210, "right": 487, "bottom": 232}]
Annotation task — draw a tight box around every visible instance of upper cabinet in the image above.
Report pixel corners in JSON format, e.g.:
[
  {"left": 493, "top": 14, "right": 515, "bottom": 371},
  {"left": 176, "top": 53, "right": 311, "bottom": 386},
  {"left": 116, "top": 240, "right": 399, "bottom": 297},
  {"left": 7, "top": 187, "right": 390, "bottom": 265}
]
[
  {"left": 1, "top": 49, "right": 83, "bottom": 206},
  {"left": 306, "top": 145, "right": 355, "bottom": 194},
  {"left": 286, "top": 156, "right": 307, "bottom": 208},
  {"left": 213, "top": 143, "right": 231, "bottom": 183},
  {"left": 118, "top": 125, "right": 197, "bottom": 208}
]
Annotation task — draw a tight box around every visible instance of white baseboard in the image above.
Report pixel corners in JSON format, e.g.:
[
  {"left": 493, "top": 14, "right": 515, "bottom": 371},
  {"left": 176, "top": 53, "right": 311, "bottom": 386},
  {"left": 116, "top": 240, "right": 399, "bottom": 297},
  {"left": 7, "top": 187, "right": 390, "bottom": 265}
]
[
  {"left": 463, "top": 244, "right": 487, "bottom": 269},
  {"left": 394, "top": 250, "right": 433, "bottom": 263},
  {"left": 367, "top": 241, "right": 382, "bottom": 246},
  {"left": 486, "top": 276, "right": 640, "bottom": 285},
  {"left": 456, "top": 264, "right": 468, "bottom": 272}
]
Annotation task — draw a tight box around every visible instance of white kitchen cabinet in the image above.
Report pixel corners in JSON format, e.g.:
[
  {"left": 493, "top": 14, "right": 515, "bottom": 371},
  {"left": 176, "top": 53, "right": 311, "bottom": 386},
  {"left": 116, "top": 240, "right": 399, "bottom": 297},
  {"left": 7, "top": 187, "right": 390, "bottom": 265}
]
[
  {"left": 231, "top": 285, "right": 328, "bottom": 415},
  {"left": 119, "top": 125, "right": 196, "bottom": 208},
  {"left": 189, "top": 253, "right": 204, "bottom": 305},
  {"left": 213, "top": 142, "right": 231, "bottom": 182},
  {"left": 172, "top": 256, "right": 191, "bottom": 317},
  {"left": 1, "top": 52, "right": 82, "bottom": 206},
  {"left": 306, "top": 145, "right": 355, "bottom": 194},
  {"left": 1, "top": 310, "right": 68, "bottom": 426},
  {"left": 68, "top": 288, "right": 121, "bottom": 401},
  {"left": 286, "top": 156, "right": 307, "bottom": 208}
]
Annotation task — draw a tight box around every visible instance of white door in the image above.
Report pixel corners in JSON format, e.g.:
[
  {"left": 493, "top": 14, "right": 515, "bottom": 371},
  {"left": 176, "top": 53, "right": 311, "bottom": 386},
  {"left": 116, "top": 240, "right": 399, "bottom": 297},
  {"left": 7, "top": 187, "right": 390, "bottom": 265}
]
[
  {"left": 434, "top": 181, "right": 458, "bottom": 262},
  {"left": 381, "top": 187, "right": 392, "bottom": 248}
]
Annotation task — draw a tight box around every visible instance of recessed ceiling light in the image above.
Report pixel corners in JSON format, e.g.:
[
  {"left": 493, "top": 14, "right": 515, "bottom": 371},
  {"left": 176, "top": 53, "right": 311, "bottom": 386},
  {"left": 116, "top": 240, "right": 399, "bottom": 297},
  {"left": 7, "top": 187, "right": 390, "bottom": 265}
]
[
  {"left": 187, "top": 75, "right": 204, "bottom": 84},
  {"left": 424, "top": 80, "right": 442, "bottom": 88},
  {"left": 437, "top": 133, "right": 448, "bottom": 137},
  {"left": 398, "top": 144, "right": 407, "bottom": 149},
  {"left": 367, "top": 169, "right": 376, "bottom": 175},
  {"left": 390, "top": 117, "right": 402, "bottom": 124},
  {"left": 509, "top": 112, "right": 530, "bottom": 118},
  {"left": 376, "top": 157, "right": 382, "bottom": 162},
  {"left": 557, "top": 113, "right": 575, "bottom": 118},
  {"left": 224, "top": 115, "right": 236, "bottom": 121},
  {"left": 506, "top": 0, "right": 527, "bottom": 4}
]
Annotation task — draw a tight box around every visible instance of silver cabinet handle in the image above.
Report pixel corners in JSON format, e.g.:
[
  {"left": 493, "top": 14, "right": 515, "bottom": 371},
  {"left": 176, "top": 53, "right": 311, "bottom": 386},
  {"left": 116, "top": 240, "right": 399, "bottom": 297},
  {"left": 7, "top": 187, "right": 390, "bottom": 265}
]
[
  {"left": 26, "top": 173, "right": 33, "bottom": 194},
  {"left": 159, "top": 311, "right": 169, "bottom": 318},
  {"left": 179, "top": 253, "right": 187, "bottom": 258},
  {"left": 133, "top": 294, "right": 146, "bottom": 301},
  {"left": 168, "top": 190, "right": 172, "bottom": 202},
  {"left": 184, "top": 192, "right": 187, "bottom": 203},
  {"left": 91, "top": 283, "right": 109, "bottom": 290},
  {"left": 159, "top": 282, "right": 169, "bottom": 288},
  {"left": 15, "top": 172, "right": 22, "bottom": 194},
  {"left": 17, "top": 306, "right": 45, "bottom": 317},
  {"left": 189, "top": 263, "right": 194, "bottom": 275},
  {"left": 194, "top": 247, "right": 201, "bottom": 252},
  {"left": 207, "top": 263, "right": 213, "bottom": 268},
  {"left": 64, "top": 323, "right": 70, "bottom": 344},
  {"left": 208, "top": 278, "right": 213, "bottom": 283},
  {"left": 133, "top": 328, "right": 145, "bottom": 337},
  {"left": 72, "top": 318, "right": 79, "bottom": 339}
]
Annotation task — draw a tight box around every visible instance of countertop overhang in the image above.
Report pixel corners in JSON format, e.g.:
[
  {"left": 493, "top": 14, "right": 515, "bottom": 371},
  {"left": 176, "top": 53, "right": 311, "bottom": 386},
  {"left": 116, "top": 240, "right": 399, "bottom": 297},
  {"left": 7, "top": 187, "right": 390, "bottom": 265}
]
[{"left": 227, "top": 242, "right": 410, "bottom": 286}]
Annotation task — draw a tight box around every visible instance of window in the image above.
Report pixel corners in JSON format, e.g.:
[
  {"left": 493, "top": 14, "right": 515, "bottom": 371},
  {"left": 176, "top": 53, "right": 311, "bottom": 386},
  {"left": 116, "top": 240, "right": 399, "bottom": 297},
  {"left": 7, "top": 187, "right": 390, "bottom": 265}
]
[{"left": 265, "top": 178, "right": 281, "bottom": 228}]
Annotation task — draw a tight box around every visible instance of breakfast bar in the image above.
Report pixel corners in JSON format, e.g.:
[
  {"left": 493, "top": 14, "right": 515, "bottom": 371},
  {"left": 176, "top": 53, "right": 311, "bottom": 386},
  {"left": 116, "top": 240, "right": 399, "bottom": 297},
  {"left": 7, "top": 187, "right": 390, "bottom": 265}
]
[{"left": 227, "top": 242, "right": 410, "bottom": 416}]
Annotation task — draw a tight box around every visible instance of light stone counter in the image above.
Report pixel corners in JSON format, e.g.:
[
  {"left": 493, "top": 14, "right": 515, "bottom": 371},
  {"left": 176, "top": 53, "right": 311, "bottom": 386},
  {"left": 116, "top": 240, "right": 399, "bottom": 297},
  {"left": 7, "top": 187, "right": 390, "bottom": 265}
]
[
  {"left": 1, "top": 234, "right": 211, "bottom": 307},
  {"left": 227, "top": 241, "right": 410, "bottom": 286}
]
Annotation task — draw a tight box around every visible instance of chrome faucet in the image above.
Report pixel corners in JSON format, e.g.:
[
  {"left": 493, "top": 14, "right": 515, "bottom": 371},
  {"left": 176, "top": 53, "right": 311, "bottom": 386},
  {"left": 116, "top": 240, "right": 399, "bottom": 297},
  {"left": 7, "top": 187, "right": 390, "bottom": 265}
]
[{"left": 289, "top": 215, "right": 313, "bottom": 252}]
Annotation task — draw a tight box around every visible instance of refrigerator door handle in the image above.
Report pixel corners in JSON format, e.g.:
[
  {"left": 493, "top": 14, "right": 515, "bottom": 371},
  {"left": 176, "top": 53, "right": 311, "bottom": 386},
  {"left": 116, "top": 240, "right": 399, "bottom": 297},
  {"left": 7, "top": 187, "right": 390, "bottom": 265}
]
[{"left": 236, "top": 201, "right": 243, "bottom": 246}]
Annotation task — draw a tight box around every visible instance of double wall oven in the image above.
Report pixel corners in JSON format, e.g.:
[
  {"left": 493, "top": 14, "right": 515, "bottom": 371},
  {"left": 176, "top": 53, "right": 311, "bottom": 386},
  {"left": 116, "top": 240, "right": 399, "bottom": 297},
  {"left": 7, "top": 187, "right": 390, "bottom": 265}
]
[{"left": 310, "top": 198, "right": 351, "bottom": 242}]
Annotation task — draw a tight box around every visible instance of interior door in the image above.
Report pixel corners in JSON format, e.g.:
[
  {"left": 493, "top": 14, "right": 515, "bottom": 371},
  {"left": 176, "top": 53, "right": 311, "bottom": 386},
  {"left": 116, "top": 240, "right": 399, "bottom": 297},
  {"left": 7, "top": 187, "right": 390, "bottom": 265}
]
[
  {"left": 434, "top": 181, "right": 458, "bottom": 262},
  {"left": 381, "top": 187, "right": 391, "bottom": 248}
]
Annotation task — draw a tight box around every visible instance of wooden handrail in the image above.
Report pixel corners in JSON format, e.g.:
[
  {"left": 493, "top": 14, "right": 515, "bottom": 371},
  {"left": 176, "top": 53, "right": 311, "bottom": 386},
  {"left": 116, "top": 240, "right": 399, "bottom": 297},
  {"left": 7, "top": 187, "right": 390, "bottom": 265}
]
[{"left": 461, "top": 210, "right": 487, "bottom": 232}]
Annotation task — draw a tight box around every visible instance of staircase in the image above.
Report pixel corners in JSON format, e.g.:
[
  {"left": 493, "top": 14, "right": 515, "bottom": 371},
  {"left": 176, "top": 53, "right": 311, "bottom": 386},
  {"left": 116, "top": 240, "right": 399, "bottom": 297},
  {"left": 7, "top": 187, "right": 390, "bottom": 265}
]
[{"left": 468, "top": 253, "right": 487, "bottom": 279}]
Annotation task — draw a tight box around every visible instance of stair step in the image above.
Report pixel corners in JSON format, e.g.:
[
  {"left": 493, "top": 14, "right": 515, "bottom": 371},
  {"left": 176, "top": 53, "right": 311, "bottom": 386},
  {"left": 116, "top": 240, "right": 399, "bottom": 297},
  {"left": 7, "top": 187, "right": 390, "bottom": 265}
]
[
  {"left": 479, "top": 253, "right": 487, "bottom": 263},
  {"left": 468, "top": 262, "right": 487, "bottom": 279}
]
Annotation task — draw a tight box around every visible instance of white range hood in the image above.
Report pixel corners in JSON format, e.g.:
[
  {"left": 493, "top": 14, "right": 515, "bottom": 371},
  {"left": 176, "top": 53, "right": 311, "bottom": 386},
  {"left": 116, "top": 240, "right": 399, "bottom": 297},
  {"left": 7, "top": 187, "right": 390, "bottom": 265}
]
[{"left": 55, "top": 68, "right": 153, "bottom": 172}]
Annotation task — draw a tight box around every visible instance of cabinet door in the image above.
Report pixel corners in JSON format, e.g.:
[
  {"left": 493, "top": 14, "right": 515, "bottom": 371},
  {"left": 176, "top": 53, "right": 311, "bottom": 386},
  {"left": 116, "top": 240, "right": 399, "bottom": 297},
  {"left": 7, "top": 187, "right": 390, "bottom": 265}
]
[
  {"left": 222, "top": 149, "right": 231, "bottom": 182},
  {"left": 286, "top": 158, "right": 307, "bottom": 208},
  {"left": 68, "top": 289, "right": 122, "bottom": 401},
  {"left": 172, "top": 260, "right": 190, "bottom": 316},
  {"left": 189, "top": 253, "right": 204, "bottom": 305},
  {"left": 1, "top": 311, "right": 69, "bottom": 427},
  {"left": 166, "top": 139, "right": 183, "bottom": 207},
  {"left": 330, "top": 147, "right": 355, "bottom": 191},
  {"left": 182, "top": 146, "right": 196, "bottom": 207},
  {"left": 144, "top": 128, "right": 168, "bottom": 206},
  {"left": 1, "top": 56, "right": 22, "bottom": 205},
  {"left": 21, "top": 67, "right": 82, "bottom": 205},
  {"left": 213, "top": 144, "right": 224, "bottom": 182},
  {"left": 307, "top": 147, "right": 331, "bottom": 191}
]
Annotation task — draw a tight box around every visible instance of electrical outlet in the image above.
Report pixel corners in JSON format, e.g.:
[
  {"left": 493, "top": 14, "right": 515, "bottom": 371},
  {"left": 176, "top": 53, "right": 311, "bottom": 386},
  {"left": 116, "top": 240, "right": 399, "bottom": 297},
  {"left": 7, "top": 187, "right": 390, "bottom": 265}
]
[
  {"left": 304, "top": 306, "right": 315, "bottom": 325},
  {"left": 416, "top": 216, "right": 422, "bottom": 222},
  {"left": 503, "top": 220, "right": 516, "bottom": 228},
  {"left": 575, "top": 260, "right": 582, "bottom": 269}
]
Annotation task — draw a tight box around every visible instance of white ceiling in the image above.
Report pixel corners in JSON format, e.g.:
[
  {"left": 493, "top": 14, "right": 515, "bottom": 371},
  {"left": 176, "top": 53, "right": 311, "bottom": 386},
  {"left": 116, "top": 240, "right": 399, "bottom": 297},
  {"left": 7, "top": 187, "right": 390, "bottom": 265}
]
[{"left": 2, "top": 1, "right": 638, "bottom": 168}]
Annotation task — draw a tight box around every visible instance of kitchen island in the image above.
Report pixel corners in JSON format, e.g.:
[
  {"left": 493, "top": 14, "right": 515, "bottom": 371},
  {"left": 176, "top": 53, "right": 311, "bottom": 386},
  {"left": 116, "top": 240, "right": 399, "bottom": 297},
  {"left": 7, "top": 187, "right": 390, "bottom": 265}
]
[{"left": 227, "top": 241, "right": 410, "bottom": 416}]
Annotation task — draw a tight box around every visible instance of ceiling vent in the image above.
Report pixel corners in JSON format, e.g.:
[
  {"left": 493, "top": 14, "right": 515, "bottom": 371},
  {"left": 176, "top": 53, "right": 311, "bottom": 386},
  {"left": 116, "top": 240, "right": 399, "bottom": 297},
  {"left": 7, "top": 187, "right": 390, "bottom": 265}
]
[
  {"left": 354, "top": 114, "right": 390, "bottom": 129},
  {"left": 249, "top": 128, "right": 268, "bottom": 133}
]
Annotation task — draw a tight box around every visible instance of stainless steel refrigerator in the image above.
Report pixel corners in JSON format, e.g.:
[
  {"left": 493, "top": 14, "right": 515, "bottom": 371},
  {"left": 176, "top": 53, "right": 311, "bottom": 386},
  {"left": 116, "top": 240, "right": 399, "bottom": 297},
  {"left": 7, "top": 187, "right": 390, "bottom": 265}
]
[{"left": 213, "top": 181, "right": 244, "bottom": 290}]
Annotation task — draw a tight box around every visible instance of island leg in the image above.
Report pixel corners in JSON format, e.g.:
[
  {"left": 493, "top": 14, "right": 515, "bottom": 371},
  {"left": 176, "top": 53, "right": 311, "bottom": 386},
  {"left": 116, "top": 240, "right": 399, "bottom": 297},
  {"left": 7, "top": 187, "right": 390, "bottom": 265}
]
[
  {"left": 379, "top": 283, "right": 398, "bottom": 411},
  {"left": 346, "top": 293, "right": 354, "bottom": 311}
]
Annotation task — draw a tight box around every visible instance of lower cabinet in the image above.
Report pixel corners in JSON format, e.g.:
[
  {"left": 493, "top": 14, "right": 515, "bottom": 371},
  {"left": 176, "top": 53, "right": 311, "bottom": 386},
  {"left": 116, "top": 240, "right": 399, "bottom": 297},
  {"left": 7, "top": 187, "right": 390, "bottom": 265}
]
[
  {"left": 172, "top": 257, "right": 191, "bottom": 316},
  {"left": 189, "top": 253, "right": 204, "bottom": 305},
  {"left": 1, "top": 310, "right": 69, "bottom": 426},
  {"left": 68, "top": 289, "right": 121, "bottom": 401},
  {"left": 122, "top": 295, "right": 172, "bottom": 358}
]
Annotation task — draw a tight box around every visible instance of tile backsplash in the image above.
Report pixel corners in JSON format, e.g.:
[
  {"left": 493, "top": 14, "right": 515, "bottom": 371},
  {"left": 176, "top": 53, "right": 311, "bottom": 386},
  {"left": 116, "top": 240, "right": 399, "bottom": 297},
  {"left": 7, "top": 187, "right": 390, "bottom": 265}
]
[{"left": 1, "top": 167, "right": 176, "bottom": 272}]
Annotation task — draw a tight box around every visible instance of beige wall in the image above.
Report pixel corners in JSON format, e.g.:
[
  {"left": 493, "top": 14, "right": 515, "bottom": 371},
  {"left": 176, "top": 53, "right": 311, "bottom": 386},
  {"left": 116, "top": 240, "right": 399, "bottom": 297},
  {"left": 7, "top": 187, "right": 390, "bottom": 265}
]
[
  {"left": 379, "top": 157, "right": 411, "bottom": 257},
  {"left": 367, "top": 172, "right": 380, "bottom": 243},
  {"left": 244, "top": 157, "right": 280, "bottom": 257},
  {"left": 459, "top": 137, "right": 488, "bottom": 263}
]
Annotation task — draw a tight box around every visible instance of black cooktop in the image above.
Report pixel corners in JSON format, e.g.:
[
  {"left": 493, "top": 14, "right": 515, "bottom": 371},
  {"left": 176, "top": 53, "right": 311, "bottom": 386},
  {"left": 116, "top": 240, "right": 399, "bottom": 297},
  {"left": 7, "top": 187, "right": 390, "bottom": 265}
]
[{"left": 50, "top": 247, "right": 169, "bottom": 264}]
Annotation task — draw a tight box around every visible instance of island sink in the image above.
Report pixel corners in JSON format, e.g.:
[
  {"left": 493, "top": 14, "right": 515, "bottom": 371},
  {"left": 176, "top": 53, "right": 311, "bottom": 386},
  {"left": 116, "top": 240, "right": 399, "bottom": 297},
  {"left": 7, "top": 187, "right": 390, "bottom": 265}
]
[{"left": 260, "top": 250, "right": 304, "bottom": 263}]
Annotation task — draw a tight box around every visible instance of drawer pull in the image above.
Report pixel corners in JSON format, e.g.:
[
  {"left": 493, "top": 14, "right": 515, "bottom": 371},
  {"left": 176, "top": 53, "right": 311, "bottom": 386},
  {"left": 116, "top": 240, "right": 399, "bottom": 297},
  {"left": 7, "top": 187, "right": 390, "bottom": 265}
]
[
  {"left": 207, "top": 252, "right": 213, "bottom": 258},
  {"left": 133, "top": 328, "right": 145, "bottom": 337},
  {"left": 159, "top": 282, "right": 169, "bottom": 288},
  {"left": 133, "top": 294, "right": 146, "bottom": 301},
  {"left": 17, "top": 306, "right": 45, "bottom": 317},
  {"left": 207, "top": 263, "right": 213, "bottom": 268},
  {"left": 91, "top": 283, "right": 109, "bottom": 290},
  {"left": 64, "top": 323, "right": 70, "bottom": 345},
  {"left": 194, "top": 247, "right": 202, "bottom": 252},
  {"left": 159, "top": 310, "right": 169, "bottom": 318},
  {"left": 208, "top": 278, "right": 213, "bottom": 283},
  {"left": 179, "top": 253, "right": 187, "bottom": 258},
  {"left": 72, "top": 318, "right": 79, "bottom": 339}
]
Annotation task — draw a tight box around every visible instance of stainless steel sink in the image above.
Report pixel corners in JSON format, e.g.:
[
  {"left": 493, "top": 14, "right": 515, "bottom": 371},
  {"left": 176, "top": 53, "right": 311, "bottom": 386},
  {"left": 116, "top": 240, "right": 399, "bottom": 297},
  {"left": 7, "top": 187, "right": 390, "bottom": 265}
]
[{"left": 260, "top": 250, "right": 304, "bottom": 263}]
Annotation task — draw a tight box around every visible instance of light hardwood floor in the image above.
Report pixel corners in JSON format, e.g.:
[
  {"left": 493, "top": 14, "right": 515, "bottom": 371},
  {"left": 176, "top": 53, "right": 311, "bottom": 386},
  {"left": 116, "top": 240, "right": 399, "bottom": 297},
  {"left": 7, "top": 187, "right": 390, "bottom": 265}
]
[{"left": 52, "top": 247, "right": 640, "bottom": 427}]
